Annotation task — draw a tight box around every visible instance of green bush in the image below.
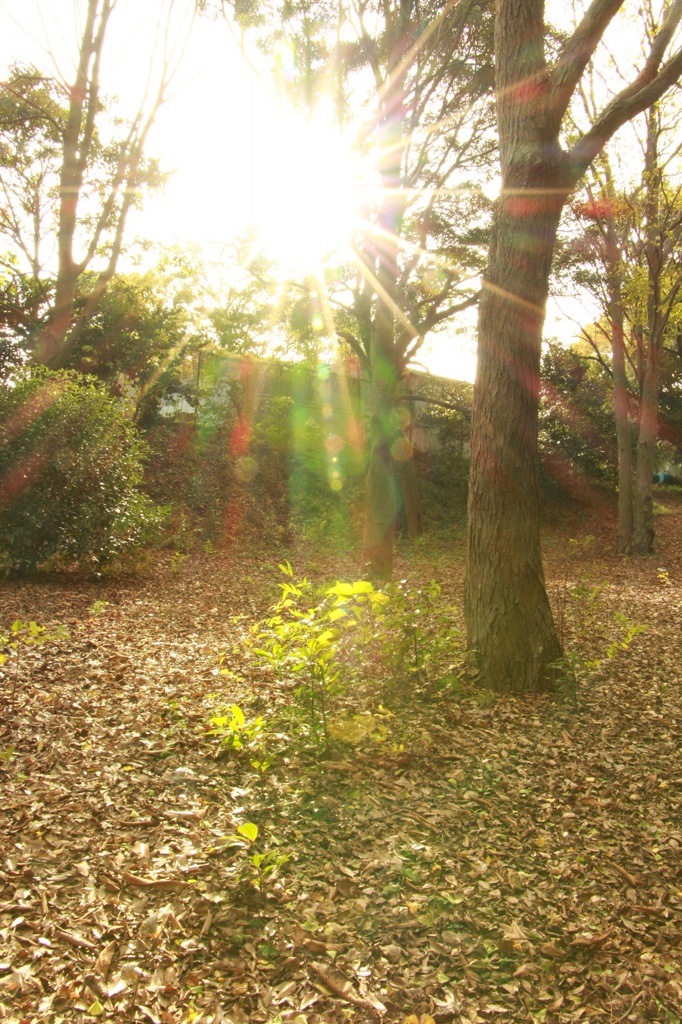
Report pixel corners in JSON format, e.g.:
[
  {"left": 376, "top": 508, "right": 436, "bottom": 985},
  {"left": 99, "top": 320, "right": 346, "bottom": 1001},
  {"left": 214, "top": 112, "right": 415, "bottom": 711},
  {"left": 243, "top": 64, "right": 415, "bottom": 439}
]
[{"left": 0, "top": 368, "right": 162, "bottom": 572}]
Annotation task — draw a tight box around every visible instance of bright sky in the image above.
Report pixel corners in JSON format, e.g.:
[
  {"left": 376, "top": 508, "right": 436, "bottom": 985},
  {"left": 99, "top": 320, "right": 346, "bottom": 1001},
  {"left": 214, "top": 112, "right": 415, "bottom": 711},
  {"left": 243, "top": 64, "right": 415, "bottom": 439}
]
[{"left": 1, "top": 0, "right": 601, "bottom": 387}]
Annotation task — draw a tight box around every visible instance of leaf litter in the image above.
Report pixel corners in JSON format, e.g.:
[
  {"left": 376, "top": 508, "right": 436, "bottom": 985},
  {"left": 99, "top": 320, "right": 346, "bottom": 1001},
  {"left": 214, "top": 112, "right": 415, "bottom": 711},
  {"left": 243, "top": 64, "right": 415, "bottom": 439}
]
[{"left": 0, "top": 499, "right": 681, "bottom": 1024}]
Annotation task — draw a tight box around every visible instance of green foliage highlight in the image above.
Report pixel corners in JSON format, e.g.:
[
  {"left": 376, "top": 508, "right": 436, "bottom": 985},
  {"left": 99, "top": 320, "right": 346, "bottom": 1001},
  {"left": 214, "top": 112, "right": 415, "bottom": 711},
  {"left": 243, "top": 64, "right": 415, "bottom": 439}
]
[{"left": 252, "top": 563, "right": 463, "bottom": 748}]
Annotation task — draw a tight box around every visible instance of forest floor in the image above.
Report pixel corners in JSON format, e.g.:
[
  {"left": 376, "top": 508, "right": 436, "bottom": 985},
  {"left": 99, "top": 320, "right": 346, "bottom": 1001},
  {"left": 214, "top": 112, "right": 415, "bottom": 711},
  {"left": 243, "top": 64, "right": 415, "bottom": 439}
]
[{"left": 1, "top": 491, "right": 681, "bottom": 1024}]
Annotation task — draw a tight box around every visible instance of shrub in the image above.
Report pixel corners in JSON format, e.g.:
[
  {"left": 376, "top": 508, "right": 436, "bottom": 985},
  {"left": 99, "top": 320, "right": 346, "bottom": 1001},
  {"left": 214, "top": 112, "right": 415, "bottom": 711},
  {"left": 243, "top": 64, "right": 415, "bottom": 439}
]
[{"left": 0, "top": 368, "right": 162, "bottom": 572}]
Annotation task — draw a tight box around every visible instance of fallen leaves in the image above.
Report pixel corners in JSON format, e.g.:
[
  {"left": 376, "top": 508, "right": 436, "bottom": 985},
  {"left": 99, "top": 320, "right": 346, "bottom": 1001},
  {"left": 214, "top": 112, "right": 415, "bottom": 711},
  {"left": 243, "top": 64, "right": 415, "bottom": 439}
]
[{"left": 1, "top": 506, "right": 682, "bottom": 1022}]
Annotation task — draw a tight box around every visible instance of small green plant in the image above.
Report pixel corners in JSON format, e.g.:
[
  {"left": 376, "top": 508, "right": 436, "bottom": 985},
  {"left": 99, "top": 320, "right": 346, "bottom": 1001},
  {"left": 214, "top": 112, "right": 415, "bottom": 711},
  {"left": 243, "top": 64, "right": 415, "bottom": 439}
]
[
  {"left": 206, "top": 704, "right": 265, "bottom": 753},
  {"left": 220, "top": 822, "right": 289, "bottom": 891},
  {"left": 250, "top": 754, "right": 275, "bottom": 781},
  {"left": 0, "top": 746, "right": 15, "bottom": 763},
  {"left": 1, "top": 619, "right": 70, "bottom": 707},
  {"left": 605, "top": 614, "right": 648, "bottom": 659},
  {"left": 376, "top": 580, "right": 462, "bottom": 688},
  {"left": 253, "top": 563, "right": 388, "bottom": 747},
  {"left": 551, "top": 608, "right": 648, "bottom": 707},
  {"left": 88, "top": 599, "right": 110, "bottom": 617},
  {"left": 170, "top": 550, "right": 187, "bottom": 573}
]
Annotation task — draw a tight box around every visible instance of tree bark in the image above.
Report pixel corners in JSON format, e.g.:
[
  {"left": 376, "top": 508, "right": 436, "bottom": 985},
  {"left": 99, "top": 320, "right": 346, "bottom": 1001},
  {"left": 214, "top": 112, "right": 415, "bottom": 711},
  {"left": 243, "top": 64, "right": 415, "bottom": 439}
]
[
  {"left": 465, "top": 189, "right": 563, "bottom": 692},
  {"left": 464, "top": 0, "right": 565, "bottom": 691},
  {"left": 360, "top": 27, "right": 411, "bottom": 579}
]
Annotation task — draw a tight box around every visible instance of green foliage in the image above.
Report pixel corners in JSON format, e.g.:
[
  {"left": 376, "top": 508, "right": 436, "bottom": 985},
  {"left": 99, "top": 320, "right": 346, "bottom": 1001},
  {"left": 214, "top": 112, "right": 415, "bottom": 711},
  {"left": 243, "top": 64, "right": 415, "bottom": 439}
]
[
  {"left": 412, "top": 402, "right": 471, "bottom": 532},
  {"left": 378, "top": 580, "right": 462, "bottom": 686},
  {"left": 254, "top": 563, "right": 393, "bottom": 746},
  {"left": 145, "top": 367, "right": 364, "bottom": 552},
  {"left": 1, "top": 618, "right": 69, "bottom": 661},
  {"left": 88, "top": 600, "right": 110, "bottom": 617},
  {"left": 0, "top": 269, "right": 49, "bottom": 380},
  {"left": 0, "top": 368, "right": 163, "bottom": 573},
  {"left": 551, "top": 548, "right": 648, "bottom": 707}
]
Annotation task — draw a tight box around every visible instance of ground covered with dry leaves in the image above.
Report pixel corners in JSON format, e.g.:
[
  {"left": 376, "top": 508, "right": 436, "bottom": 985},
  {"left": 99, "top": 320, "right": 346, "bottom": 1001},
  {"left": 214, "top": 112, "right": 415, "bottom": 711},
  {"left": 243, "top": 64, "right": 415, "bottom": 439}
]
[{"left": 1, "top": 494, "right": 681, "bottom": 1024}]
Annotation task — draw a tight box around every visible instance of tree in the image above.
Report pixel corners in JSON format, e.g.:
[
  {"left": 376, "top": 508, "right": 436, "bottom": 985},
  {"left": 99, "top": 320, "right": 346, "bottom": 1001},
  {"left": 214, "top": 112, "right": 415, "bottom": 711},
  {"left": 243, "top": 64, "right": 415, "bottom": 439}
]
[
  {"left": 464, "top": 0, "right": 682, "bottom": 692},
  {"left": 213, "top": 0, "right": 495, "bottom": 576},
  {"left": 539, "top": 342, "right": 615, "bottom": 492},
  {"left": 627, "top": 107, "right": 682, "bottom": 551},
  {"left": 64, "top": 266, "right": 207, "bottom": 425},
  {"left": 564, "top": 52, "right": 682, "bottom": 553},
  {"left": 0, "top": 2, "right": 189, "bottom": 367},
  {"left": 0, "top": 264, "right": 49, "bottom": 378}
]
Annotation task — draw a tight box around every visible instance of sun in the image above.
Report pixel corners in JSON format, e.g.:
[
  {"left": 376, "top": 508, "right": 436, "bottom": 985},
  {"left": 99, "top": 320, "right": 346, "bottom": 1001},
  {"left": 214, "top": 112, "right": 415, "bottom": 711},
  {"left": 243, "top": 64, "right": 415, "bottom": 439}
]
[{"left": 250, "top": 108, "right": 377, "bottom": 276}]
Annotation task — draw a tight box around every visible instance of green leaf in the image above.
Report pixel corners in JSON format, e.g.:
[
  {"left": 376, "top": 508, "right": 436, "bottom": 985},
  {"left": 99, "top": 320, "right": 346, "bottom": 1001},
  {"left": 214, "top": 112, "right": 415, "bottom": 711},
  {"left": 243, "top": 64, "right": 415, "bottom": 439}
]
[
  {"left": 230, "top": 704, "right": 245, "bottom": 727},
  {"left": 237, "top": 822, "right": 258, "bottom": 843},
  {"left": 326, "top": 581, "right": 355, "bottom": 596}
]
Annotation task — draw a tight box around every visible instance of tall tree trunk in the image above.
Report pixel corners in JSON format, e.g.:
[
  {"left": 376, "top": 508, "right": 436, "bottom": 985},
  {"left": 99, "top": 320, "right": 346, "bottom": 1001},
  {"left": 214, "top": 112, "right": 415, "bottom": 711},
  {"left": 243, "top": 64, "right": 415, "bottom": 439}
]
[
  {"left": 362, "top": 337, "right": 400, "bottom": 578},
  {"left": 465, "top": 193, "right": 563, "bottom": 691},
  {"left": 361, "top": 41, "right": 410, "bottom": 578},
  {"left": 612, "top": 316, "right": 634, "bottom": 553},
  {"left": 631, "top": 107, "right": 664, "bottom": 556}
]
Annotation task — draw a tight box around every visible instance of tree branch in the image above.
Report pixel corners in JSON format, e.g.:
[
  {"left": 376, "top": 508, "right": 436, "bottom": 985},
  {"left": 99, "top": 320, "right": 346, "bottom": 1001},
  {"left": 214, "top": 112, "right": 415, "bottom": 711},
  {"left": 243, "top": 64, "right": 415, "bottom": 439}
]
[
  {"left": 549, "top": 0, "right": 625, "bottom": 121},
  {"left": 569, "top": 4, "right": 682, "bottom": 182}
]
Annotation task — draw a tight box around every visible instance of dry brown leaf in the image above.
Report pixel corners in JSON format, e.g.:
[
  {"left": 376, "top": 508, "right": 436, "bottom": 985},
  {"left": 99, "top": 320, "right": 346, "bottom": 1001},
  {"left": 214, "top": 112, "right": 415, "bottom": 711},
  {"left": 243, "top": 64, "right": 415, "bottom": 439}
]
[
  {"left": 569, "top": 929, "right": 614, "bottom": 947},
  {"left": 310, "top": 962, "right": 385, "bottom": 1015},
  {"left": 120, "top": 870, "right": 188, "bottom": 891},
  {"left": 539, "top": 941, "right": 565, "bottom": 957},
  {"left": 94, "top": 940, "right": 117, "bottom": 979}
]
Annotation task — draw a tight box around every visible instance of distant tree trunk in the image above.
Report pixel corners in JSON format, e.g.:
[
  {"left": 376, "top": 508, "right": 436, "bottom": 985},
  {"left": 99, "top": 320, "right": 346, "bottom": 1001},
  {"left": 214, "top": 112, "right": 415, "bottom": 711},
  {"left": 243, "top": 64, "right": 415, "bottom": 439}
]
[
  {"left": 606, "top": 239, "right": 633, "bottom": 553},
  {"left": 465, "top": 186, "right": 564, "bottom": 692},
  {"left": 631, "top": 329, "right": 661, "bottom": 553},
  {"left": 397, "top": 454, "right": 424, "bottom": 538},
  {"left": 361, "top": 52, "right": 411, "bottom": 579}
]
